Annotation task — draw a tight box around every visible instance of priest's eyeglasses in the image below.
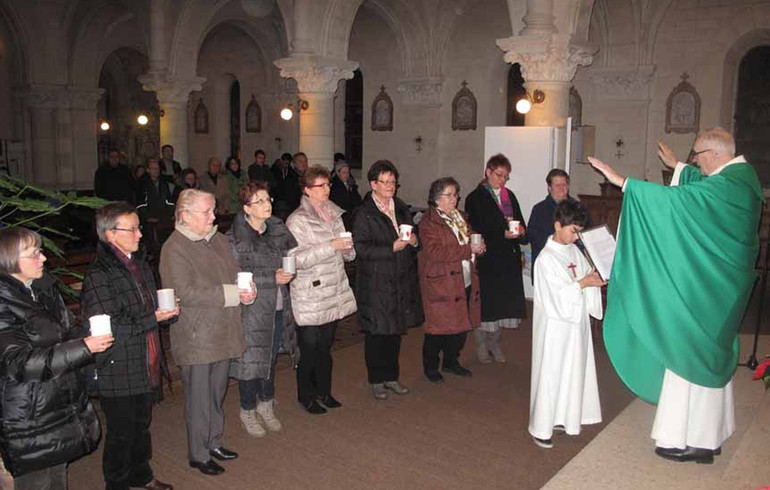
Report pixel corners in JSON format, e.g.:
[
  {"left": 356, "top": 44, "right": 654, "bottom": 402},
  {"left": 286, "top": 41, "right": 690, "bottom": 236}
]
[{"left": 687, "top": 148, "right": 713, "bottom": 163}]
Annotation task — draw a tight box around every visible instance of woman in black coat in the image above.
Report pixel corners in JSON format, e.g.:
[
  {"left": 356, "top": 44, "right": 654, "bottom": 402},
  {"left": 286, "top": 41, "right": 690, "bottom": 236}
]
[
  {"left": 352, "top": 160, "right": 423, "bottom": 401},
  {"left": 0, "top": 228, "right": 113, "bottom": 489},
  {"left": 464, "top": 153, "right": 527, "bottom": 364}
]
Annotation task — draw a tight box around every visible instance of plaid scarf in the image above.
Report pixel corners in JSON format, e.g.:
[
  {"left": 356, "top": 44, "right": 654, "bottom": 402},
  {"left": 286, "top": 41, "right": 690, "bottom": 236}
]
[
  {"left": 108, "top": 243, "right": 161, "bottom": 389},
  {"left": 482, "top": 181, "right": 514, "bottom": 219}
]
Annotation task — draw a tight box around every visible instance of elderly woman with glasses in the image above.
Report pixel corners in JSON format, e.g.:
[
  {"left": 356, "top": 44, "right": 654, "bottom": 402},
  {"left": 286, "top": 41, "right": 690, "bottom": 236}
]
[
  {"left": 286, "top": 165, "right": 357, "bottom": 415},
  {"left": 464, "top": 153, "right": 527, "bottom": 364},
  {"left": 159, "top": 189, "right": 256, "bottom": 476},
  {"left": 352, "top": 160, "right": 424, "bottom": 400},
  {"left": 0, "top": 228, "right": 113, "bottom": 489},
  {"left": 417, "top": 177, "right": 485, "bottom": 383},
  {"left": 227, "top": 182, "right": 298, "bottom": 436}
]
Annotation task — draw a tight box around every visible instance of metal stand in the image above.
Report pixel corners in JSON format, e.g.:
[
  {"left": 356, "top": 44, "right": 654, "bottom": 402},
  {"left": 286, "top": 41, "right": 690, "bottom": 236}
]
[{"left": 745, "top": 203, "right": 769, "bottom": 370}]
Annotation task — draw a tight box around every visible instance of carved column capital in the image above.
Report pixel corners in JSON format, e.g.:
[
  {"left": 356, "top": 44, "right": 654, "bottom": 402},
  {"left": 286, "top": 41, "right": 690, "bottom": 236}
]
[
  {"left": 68, "top": 86, "right": 105, "bottom": 110},
  {"left": 497, "top": 35, "right": 596, "bottom": 82},
  {"left": 21, "top": 84, "right": 70, "bottom": 109},
  {"left": 138, "top": 71, "right": 206, "bottom": 106},
  {"left": 397, "top": 77, "right": 444, "bottom": 107},
  {"left": 274, "top": 56, "right": 358, "bottom": 94}
]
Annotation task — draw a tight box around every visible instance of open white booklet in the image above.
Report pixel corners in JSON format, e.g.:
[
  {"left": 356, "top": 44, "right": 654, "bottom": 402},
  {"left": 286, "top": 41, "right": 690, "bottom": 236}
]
[{"left": 578, "top": 224, "right": 616, "bottom": 281}]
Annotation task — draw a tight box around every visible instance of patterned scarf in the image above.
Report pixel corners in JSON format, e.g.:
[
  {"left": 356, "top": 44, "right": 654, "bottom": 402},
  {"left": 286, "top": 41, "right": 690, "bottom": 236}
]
[
  {"left": 435, "top": 207, "right": 470, "bottom": 245},
  {"left": 482, "top": 181, "right": 514, "bottom": 219},
  {"left": 372, "top": 193, "right": 399, "bottom": 232},
  {"left": 108, "top": 243, "right": 161, "bottom": 389}
]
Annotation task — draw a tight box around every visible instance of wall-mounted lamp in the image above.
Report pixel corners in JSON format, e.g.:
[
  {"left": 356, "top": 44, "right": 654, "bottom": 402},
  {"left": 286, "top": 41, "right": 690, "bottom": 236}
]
[
  {"left": 415, "top": 135, "right": 423, "bottom": 153},
  {"left": 515, "top": 89, "right": 546, "bottom": 115},
  {"left": 280, "top": 99, "right": 309, "bottom": 121},
  {"left": 99, "top": 121, "right": 111, "bottom": 131},
  {"left": 137, "top": 114, "right": 149, "bottom": 126}
]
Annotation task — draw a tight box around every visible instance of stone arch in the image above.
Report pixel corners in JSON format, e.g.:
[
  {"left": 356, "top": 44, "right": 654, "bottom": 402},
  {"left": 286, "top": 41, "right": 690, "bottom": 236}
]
[
  {"left": 588, "top": 0, "right": 610, "bottom": 67},
  {"left": 68, "top": 1, "right": 147, "bottom": 88},
  {"left": 0, "top": 1, "right": 29, "bottom": 86},
  {"left": 170, "top": 0, "right": 290, "bottom": 81},
  {"left": 323, "top": 0, "right": 430, "bottom": 79},
  {"left": 573, "top": 0, "right": 598, "bottom": 41},
  {"left": 719, "top": 28, "right": 770, "bottom": 131},
  {"left": 197, "top": 17, "right": 286, "bottom": 89},
  {"left": 641, "top": 0, "right": 674, "bottom": 64}
]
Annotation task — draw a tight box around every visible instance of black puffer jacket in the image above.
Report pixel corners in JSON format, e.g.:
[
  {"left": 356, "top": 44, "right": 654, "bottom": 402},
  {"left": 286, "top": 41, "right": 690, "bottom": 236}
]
[
  {"left": 352, "top": 193, "right": 424, "bottom": 335},
  {"left": 81, "top": 242, "right": 162, "bottom": 397},
  {"left": 0, "top": 273, "right": 100, "bottom": 477},
  {"left": 228, "top": 213, "right": 299, "bottom": 380}
]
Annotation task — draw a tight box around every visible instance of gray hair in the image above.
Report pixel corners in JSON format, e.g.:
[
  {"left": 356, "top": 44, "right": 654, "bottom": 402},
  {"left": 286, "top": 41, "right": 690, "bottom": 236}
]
[
  {"left": 95, "top": 202, "right": 138, "bottom": 242},
  {"left": 0, "top": 227, "right": 42, "bottom": 275},
  {"left": 175, "top": 188, "right": 215, "bottom": 224},
  {"left": 697, "top": 127, "right": 735, "bottom": 157},
  {"left": 428, "top": 177, "right": 460, "bottom": 207}
]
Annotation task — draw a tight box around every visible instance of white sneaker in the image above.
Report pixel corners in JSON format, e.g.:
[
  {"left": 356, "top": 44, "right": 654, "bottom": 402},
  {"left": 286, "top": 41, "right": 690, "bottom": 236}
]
[
  {"left": 256, "top": 400, "right": 282, "bottom": 432},
  {"left": 240, "top": 408, "right": 266, "bottom": 437}
]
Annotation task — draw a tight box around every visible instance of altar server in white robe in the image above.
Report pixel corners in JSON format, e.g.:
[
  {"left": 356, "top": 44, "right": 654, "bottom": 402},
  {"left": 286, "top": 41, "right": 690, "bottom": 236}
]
[{"left": 529, "top": 200, "right": 606, "bottom": 449}]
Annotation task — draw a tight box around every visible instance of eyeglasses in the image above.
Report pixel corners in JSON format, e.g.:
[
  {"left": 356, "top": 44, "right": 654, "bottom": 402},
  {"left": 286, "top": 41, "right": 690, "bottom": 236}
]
[
  {"left": 112, "top": 226, "right": 142, "bottom": 234},
  {"left": 376, "top": 179, "right": 400, "bottom": 188},
  {"left": 247, "top": 197, "right": 274, "bottom": 206},
  {"left": 491, "top": 171, "right": 509, "bottom": 181},
  {"left": 19, "top": 248, "right": 44, "bottom": 260},
  {"left": 687, "top": 148, "right": 713, "bottom": 163},
  {"left": 307, "top": 183, "right": 331, "bottom": 189}
]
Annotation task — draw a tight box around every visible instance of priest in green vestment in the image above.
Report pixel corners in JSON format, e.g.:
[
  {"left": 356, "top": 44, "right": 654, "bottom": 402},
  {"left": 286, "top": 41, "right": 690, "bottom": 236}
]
[{"left": 588, "top": 127, "right": 764, "bottom": 464}]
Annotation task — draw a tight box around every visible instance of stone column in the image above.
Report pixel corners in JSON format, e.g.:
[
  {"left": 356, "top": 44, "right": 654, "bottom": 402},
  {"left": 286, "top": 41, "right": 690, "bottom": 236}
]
[
  {"left": 139, "top": 73, "right": 205, "bottom": 168},
  {"left": 274, "top": 56, "right": 358, "bottom": 169},
  {"left": 497, "top": 35, "right": 594, "bottom": 127},
  {"left": 520, "top": 0, "right": 556, "bottom": 36},
  {"left": 68, "top": 86, "right": 104, "bottom": 189},
  {"left": 23, "top": 84, "right": 69, "bottom": 188},
  {"left": 148, "top": 0, "right": 168, "bottom": 72}
]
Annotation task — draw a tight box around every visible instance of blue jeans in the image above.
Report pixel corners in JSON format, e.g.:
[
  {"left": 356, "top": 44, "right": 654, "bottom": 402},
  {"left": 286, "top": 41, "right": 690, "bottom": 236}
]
[{"left": 239, "top": 310, "right": 284, "bottom": 410}]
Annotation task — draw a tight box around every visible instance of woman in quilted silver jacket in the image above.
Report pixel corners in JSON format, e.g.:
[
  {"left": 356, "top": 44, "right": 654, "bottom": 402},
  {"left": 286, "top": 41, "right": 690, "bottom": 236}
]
[{"left": 286, "top": 165, "right": 357, "bottom": 415}]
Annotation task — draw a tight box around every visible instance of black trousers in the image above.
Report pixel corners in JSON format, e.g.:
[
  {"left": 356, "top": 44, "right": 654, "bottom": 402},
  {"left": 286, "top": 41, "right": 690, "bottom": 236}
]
[
  {"left": 296, "top": 322, "right": 337, "bottom": 405},
  {"left": 364, "top": 333, "right": 402, "bottom": 384},
  {"left": 422, "top": 331, "right": 468, "bottom": 375},
  {"left": 100, "top": 393, "right": 154, "bottom": 490}
]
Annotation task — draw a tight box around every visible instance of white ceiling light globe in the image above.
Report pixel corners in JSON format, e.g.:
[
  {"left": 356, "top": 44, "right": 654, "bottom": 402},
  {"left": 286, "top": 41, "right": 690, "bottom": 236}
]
[
  {"left": 515, "top": 98, "right": 531, "bottom": 114},
  {"left": 137, "top": 114, "right": 149, "bottom": 125},
  {"left": 280, "top": 108, "right": 294, "bottom": 121},
  {"left": 100, "top": 121, "right": 110, "bottom": 131}
]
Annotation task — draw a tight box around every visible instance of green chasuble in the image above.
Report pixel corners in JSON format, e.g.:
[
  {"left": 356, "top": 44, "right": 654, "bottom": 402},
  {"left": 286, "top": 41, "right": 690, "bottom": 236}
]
[{"left": 603, "top": 160, "right": 763, "bottom": 404}]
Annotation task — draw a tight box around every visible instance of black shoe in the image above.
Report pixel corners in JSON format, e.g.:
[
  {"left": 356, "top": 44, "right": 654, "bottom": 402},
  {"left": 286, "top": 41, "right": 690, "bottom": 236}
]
[
  {"left": 189, "top": 460, "right": 225, "bottom": 475},
  {"left": 442, "top": 364, "right": 473, "bottom": 377},
  {"left": 209, "top": 447, "right": 238, "bottom": 461},
  {"left": 425, "top": 371, "right": 444, "bottom": 383},
  {"left": 318, "top": 395, "right": 342, "bottom": 408},
  {"left": 304, "top": 399, "right": 327, "bottom": 415},
  {"left": 654, "top": 446, "right": 715, "bottom": 464}
]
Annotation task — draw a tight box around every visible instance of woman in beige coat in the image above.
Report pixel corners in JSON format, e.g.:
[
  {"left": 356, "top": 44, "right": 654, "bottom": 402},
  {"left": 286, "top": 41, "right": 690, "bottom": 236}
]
[
  {"left": 159, "top": 189, "right": 256, "bottom": 477},
  {"left": 286, "top": 165, "right": 357, "bottom": 415}
]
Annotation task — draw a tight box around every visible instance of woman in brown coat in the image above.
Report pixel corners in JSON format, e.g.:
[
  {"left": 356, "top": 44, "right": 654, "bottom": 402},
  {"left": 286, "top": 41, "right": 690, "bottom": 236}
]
[
  {"left": 417, "top": 177, "right": 485, "bottom": 383},
  {"left": 159, "top": 189, "right": 256, "bottom": 476}
]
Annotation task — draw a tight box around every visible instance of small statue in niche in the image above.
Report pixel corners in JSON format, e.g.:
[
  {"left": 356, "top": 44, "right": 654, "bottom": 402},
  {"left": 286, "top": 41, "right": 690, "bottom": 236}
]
[
  {"left": 245, "top": 95, "right": 262, "bottom": 133},
  {"left": 194, "top": 98, "right": 209, "bottom": 134}
]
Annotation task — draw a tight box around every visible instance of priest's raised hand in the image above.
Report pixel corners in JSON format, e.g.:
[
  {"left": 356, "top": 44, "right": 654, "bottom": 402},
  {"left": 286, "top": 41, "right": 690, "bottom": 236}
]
[{"left": 587, "top": 156, "right": 625, "bottom": 188}]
